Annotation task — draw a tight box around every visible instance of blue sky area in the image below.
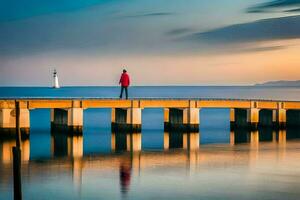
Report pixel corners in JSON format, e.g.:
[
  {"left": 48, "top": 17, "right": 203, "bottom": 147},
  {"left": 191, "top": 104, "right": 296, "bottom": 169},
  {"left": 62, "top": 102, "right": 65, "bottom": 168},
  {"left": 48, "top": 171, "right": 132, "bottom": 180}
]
[{"left": 0, "top": 0, "right": 300, "bottom": 85}]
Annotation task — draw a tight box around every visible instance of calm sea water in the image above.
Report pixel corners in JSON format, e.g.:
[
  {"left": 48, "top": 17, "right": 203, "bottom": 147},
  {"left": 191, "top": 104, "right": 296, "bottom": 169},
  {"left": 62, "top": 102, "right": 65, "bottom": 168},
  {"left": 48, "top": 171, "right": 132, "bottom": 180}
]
[{"left": 1, "top": 86, "right": 300, "bottom": 200}]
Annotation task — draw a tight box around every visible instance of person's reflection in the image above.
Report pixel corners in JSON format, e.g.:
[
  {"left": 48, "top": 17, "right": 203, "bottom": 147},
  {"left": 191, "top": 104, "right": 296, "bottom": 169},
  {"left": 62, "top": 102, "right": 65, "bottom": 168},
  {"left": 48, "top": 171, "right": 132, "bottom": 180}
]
[
  {"left": 0, "top": 137, "right": 30, "bottom": 164},
  {"left": 119, "top": 160, "right": 132, "bottom": 195},
  {"left": 111, "top": 132, "right": 141, "bottom": 152},
  {"left": 112, "top": 131, "right": 141, "bottom": 196}
]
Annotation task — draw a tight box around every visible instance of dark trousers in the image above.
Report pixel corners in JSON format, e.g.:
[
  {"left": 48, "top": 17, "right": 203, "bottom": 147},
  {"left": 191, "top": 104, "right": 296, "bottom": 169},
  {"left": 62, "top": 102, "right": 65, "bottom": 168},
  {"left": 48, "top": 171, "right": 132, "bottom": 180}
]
[{"left": 119, "top": 86, "right": 128, "bottom": 99}]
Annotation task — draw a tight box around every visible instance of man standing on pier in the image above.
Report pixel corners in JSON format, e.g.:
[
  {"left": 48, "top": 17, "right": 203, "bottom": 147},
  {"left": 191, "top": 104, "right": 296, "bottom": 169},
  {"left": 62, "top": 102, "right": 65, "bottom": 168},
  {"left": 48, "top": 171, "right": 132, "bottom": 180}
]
[{"left": 119, "top": 69, "right": 130, "bottom": 99}]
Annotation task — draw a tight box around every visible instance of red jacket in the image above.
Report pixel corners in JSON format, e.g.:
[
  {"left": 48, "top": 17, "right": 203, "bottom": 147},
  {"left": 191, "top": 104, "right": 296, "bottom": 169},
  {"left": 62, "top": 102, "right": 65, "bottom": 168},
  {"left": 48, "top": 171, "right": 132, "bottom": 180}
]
[{"left": 119, "top": 72, "right": 130, "bottom": 87}]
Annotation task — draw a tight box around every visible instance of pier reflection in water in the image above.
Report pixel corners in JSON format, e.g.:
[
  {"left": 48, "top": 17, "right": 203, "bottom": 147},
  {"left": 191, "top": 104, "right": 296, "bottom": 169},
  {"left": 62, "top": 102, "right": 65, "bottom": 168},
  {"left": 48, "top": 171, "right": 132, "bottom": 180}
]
[
  {"left": 230, "top": 128, "right": 296, "bottom": 145},
  {"left": 1, "top": 128, "right": 300, "bottom": 199},
  {"left": 0, "top": 138, "right": 30, "bottom": 164},
  {"left": 50, "top": 132, "right": 84, "bottom": 193},
  {"left": 111, "top": 132, "right": 142, "bottom": 152},
  {"left": 51, "top": 132, "right": 83, "bottom": 158},
  {"left": 163, "top": 132, "right": 199, "bottom": 150},
  {"left": 111, "top": 131, "right": 200, "bottom": 152},
  {"left": 111, "top": 130, "right": 201, "bottom": 195}
]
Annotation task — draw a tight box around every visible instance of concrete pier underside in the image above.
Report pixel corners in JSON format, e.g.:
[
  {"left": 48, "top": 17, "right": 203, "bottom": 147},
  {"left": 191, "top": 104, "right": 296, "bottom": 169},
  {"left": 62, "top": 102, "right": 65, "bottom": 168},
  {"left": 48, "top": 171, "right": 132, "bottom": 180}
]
[
  {"left": 164, "top": 108, "right": 199, "bottom": 132},
  {"left": 0, "top": 108, "right": 30, "bottom": 137},
  {"left": 230, "top": 108, "right": 291, "bottom": 130},
  {"left": 111, "top": 108, "right": 142, "bottom": 132},
  {"left": 51, "top": 108, "right": 83, "bottom": 134}
]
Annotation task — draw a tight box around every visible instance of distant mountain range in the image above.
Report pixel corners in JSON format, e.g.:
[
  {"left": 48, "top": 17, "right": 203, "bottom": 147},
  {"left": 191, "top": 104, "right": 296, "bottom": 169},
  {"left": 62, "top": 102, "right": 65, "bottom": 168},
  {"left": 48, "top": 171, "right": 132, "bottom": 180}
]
[{"left": 255, "top": 80, "right": 300, "bottom": 87}]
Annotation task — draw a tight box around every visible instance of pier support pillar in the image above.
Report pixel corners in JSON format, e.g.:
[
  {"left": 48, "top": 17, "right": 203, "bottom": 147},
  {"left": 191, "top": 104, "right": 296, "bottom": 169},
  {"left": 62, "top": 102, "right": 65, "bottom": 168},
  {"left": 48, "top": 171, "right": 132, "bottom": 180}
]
[
  {"left": 277, "top": 108, "right": 286, "bottom": 129},
  {"left": 111, "top": 108, "right": 142, "bottom": 132},
  {"left": 183, "top": 108, "right": 200, "bottom": 131},
  {"left": 247, "top": 108, "right": 260, "bottom": 130},
  {"left": 230, "top": 108, "right": 235, "bottom": 128},
  {"left": 51, "top": 108, "right": 83, "bottom": 134},
  {"left": 272, "top": 110, "right": 277, "bottom": 127},
  {"left": 164, "top": 107, "right": 199, "bottom": 132},
  {"left": 232, "top": 107, "right": 287, "bottom": 130},
  {"left": 231, "top": 105, "right": 260, "bottom": 130},
  {"left": 0, "top": 108, "right": 30, "bottom": 136}
]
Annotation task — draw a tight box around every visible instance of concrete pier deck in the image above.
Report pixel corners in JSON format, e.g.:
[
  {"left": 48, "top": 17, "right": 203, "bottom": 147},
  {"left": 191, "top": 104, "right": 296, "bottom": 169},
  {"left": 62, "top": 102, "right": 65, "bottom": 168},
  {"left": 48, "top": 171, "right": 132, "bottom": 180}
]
[{"left": 1, "top": 98, "right": 300, "bottom": 134}]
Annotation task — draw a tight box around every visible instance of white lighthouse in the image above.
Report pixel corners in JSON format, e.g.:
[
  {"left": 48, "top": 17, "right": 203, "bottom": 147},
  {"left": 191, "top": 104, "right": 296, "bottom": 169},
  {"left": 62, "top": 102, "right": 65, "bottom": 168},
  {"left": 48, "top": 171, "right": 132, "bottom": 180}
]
[{"left": 53, "top": 69, "right": 60, "bottom": 88}]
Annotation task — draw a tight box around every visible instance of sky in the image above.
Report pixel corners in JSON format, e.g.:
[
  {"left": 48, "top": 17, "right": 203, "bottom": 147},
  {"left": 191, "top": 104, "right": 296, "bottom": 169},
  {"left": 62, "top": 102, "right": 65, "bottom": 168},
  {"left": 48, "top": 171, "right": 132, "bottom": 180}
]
[{"left": 0, "top": 0, "right": 300, "bottom": 86}]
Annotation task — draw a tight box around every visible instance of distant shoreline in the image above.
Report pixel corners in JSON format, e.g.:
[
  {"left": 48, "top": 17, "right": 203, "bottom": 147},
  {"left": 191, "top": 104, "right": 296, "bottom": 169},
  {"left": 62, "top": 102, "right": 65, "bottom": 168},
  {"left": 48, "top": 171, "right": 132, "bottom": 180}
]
[{"left": 255, "top": 80, "right": 300, "bottom": 87}]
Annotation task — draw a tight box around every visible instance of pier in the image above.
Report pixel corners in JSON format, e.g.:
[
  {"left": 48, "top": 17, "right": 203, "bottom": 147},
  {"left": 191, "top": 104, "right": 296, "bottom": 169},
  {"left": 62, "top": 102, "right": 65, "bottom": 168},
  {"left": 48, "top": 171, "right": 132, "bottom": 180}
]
[{"left": 1, "top": 98, "right": 300, "bottom": 135}]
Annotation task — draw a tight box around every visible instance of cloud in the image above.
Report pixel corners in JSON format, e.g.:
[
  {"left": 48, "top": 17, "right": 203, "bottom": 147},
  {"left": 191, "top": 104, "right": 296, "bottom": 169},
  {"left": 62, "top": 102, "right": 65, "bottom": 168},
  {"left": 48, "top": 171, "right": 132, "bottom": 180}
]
[
  {"left": 285, "top": 7, "right": 300, "bottom": 12},
  {"left": 166, "top": 28, "right": 193, "bottom": 36},
  {"left": 247, "top": 0, "right": 300, "bottom": 13},
  {"left": 189, "top": 15, "right": 300, "bottom": 44},
  {"left": 121, "top": 12, "right": 174, "bottom": 19},
  {"left": 237, "top": 45, "right": 285, "bottom": 53}
]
